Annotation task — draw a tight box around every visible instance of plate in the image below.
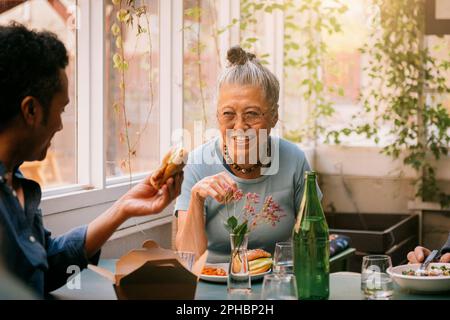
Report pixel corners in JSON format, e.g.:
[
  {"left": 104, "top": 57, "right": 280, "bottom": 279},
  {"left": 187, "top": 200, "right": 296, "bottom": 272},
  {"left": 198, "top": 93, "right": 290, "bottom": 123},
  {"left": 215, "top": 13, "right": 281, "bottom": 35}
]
[
  {"left": 387, "top": 263, "right": 450, "bottom": 293},
  {"left": 199, "top": 263, "right": 271, "bottom": 283}
]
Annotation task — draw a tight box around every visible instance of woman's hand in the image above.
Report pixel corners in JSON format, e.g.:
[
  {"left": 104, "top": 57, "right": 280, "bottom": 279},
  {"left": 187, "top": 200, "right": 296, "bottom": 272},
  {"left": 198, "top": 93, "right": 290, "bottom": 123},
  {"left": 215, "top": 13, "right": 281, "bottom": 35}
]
[
  {"left": 119, "top": 172, "right": 183, "bottom": 219},
  {"left": 407, "top": 246, "right": 450, "bottom": 263},
  {"left": 191, "top": 171, "right": 237, "bottom": 204}
]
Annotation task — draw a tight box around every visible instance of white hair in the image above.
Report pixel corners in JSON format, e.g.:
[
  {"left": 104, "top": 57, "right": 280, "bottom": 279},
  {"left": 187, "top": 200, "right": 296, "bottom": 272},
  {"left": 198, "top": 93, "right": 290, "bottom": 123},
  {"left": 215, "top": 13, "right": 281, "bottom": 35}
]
[{"left": 217, "top": 46, "right": 280, "bottom": 115}]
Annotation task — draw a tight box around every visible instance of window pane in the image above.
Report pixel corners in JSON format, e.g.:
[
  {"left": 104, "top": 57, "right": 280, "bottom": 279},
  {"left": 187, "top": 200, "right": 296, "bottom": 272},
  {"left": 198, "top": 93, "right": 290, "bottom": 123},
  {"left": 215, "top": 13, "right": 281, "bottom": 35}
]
[
  {"left": 105, "top": 1, "right": 160, "bottom": 179},
  {"left": 0, "top": 0, "right": 77, "bottom": 188},
  {"left": 320, "top": 0, "right": 370, "bottom": 145},
  {"left": 428, "top": 34, "right": 450, "bottom": 114},
  {"left": 183, "top": 0, "right": 221, "bottom": 147},
  {"left": 427, "top": 34, "right": 450, "bottom": 145},
  {"left": 239, "top": 1, "right": 271, "bottom": 61},
  {"left": 283, "top": 0, "right": 371, "bottom": 145}
]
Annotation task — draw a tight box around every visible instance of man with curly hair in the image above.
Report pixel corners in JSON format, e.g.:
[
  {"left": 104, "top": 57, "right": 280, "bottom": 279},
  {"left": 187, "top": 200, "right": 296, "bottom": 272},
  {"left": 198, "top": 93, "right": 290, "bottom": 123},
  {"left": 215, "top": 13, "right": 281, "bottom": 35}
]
[{"left": 0, "top": 24, "right": 183, "bottom": 298}]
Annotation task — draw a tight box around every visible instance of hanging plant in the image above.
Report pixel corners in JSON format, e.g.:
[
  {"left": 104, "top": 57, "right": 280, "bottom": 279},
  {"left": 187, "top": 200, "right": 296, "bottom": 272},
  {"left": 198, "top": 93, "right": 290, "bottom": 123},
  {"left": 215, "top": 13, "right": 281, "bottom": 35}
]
[
  {"left": 110, "top": 0, "right": 156, "bottom": 183},
  {"left": 326, "top": 0, "right": 450, "bottom": 207},
  {"left": 184, "top": 1, "right": 209, "bottom": 127},
  {"left": 238, "top": 0, "right": 278, "bottom": 63}
]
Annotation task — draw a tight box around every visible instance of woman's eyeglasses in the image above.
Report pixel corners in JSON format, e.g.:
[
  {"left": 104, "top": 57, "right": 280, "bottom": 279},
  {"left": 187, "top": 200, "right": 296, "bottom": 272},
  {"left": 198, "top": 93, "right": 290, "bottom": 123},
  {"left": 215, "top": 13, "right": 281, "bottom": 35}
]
[{"left": 217, "top": 110, "right": 266, "bottom": 126}]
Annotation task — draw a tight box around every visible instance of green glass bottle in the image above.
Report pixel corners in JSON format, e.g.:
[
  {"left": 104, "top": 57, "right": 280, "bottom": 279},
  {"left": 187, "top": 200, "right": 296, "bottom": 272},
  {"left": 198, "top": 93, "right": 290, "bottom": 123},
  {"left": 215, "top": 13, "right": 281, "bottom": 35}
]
[{"left": 293, "top": 171, "right": 330, "bottom": 300}]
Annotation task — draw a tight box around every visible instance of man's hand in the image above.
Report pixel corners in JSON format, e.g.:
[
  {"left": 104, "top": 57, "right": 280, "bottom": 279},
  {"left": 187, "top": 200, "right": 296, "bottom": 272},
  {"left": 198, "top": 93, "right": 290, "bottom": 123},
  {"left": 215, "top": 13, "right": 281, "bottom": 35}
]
[
  {"left": 440, "top": 253, "right": 450, "bottom": 263},
  {"left": 407, "top": 246, "right": 430, "bottom": 264},
  {"left": 119, "top": 172, "right": 183, "bottom": 218},
  {"left": 407, "top": 246, "right": 450, "bottom": 263},
  {"left": 84, "top": 172, "right": 183, "bottom": 257}
]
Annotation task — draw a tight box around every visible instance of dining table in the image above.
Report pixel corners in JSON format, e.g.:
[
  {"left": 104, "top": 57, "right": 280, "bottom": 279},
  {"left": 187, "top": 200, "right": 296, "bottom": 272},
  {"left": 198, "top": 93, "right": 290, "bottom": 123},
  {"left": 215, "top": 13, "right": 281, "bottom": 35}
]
[{"left": 51, "top": 249, "right": 450, "bottom": 300}]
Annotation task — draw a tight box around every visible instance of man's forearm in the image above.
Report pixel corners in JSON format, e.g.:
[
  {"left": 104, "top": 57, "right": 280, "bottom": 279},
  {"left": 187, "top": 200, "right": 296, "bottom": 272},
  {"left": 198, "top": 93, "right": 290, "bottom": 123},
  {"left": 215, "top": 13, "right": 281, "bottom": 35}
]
[{"left": 84, "top": 202, "right": 127, "bottom": 257}]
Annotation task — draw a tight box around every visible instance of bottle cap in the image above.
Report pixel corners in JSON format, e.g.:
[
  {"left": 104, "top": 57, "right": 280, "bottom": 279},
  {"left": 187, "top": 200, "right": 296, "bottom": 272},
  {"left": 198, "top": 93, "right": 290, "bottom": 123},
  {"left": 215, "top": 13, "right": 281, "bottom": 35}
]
[{"left": 305, "top": 171, "right": 317, "bottom": 178}]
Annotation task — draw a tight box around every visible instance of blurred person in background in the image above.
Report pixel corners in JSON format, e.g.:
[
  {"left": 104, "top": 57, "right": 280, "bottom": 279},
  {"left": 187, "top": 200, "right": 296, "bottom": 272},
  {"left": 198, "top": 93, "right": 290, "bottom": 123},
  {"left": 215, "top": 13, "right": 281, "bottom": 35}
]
[{"left": 407, "top": 232, "right": 450, "bottom": 264}]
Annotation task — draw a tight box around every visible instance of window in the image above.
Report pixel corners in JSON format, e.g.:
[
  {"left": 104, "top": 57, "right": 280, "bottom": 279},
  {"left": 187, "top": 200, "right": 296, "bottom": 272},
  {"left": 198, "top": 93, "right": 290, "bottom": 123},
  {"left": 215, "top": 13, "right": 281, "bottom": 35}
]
[
  {"left": 0, "top": 0, "right": 78, "bottom": 188},
  {"left": 427, "top": 34, "right": 450, "bottom": 145},
  {"left": 105, "top": 0, "right": 160, "bottom": 180},
  {"left": 283, "top": 0, "right": 371, "bottom": 146},
  {"left": 320, "top": 0, "right": 372, "bottom": 145},
  {"left": 182, "top": 0, "right": 281, "bottom": 149},
  {"left": 183, "top": 0, "right": 222, "bottom": 148},
  {"left": 428, "top": 34, "right": 450, "bottom": 115}
]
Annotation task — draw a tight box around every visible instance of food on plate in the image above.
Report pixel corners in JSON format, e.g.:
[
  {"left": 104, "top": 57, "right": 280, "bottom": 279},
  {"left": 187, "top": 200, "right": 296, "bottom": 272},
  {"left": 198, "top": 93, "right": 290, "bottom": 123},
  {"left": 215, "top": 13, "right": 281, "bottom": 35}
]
[
  {"left": 200, "top": 249, "right": 272, "bottom": 277},
  {"left": 402, "top": 265, "right": 450, "bottom": 277},
  {"left": 150, "top": 147, "right": 188, "bottom": 189},
  {"left": 248, "top": 249, "right": 272, "bottom": 275},
  {"left": 201, "top": 266, "right": 227, "bottom": 276}
]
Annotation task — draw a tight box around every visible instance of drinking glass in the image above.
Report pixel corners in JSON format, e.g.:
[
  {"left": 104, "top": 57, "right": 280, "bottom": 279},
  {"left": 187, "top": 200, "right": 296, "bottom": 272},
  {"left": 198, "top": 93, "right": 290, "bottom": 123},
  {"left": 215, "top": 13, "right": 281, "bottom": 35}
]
[
  {"left": 273, "top": 241, "right": 294, "bottom": 274},
  {"left": 175, "top": 251, "right": 195, "bottom": 271},
  {"left": 261, "top": 274, "right": 298, "bottom": 300},
  {"left": 361, "top": 255, "right": 394, "bottom": 300}
]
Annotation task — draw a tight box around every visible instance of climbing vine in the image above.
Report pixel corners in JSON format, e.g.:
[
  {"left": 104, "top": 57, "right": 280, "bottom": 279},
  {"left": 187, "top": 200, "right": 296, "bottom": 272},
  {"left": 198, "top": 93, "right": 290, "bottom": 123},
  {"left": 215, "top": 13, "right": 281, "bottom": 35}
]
[
  {"left": 110, "top": 0, "right": 156, "bottom": 183},
  {"left": 326, "top": 0, "right": 450, "bottom": 207}
]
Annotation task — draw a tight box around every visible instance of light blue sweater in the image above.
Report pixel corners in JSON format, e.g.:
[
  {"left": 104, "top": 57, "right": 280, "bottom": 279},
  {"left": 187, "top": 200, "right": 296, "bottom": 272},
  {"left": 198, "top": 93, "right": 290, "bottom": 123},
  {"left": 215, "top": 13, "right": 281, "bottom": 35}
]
[{"left": 175, "top": 136, "right": 321, "bottom": 263}]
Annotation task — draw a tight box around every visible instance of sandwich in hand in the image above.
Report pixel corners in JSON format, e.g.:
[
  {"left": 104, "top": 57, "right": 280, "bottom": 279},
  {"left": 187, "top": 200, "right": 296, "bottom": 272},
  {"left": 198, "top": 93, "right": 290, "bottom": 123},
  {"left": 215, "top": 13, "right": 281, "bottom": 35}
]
[
  {"left": 150, "top": 147, "right": 188, "bottom": 190},
  {"left": 248, "top": 249, "right": 272, "bottom": 275}
]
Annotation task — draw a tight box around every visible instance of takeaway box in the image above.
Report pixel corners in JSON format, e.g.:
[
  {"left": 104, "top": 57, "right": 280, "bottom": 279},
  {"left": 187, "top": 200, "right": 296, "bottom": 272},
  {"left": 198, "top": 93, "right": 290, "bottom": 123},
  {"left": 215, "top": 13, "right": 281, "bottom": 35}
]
[{"left": 88, "top": 240, "right": 207, "bottom": 300}]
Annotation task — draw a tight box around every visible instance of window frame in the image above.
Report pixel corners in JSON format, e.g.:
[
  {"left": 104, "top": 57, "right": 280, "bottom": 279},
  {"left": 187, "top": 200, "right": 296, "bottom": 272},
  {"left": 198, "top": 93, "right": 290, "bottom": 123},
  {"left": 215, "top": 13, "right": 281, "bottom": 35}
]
[{"left": 41, "top": 0, "right": 186, "bottom": 230}]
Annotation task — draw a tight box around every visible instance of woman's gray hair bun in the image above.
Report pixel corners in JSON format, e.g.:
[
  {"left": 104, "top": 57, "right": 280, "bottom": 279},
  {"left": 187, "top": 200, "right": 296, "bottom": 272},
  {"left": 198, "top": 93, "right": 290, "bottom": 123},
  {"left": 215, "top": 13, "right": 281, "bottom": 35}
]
[
  {"left": 227, "top": 45, "right": 256, "bottom": 66},
  {"left": 218, "top": 45, "right": 280, "bottom": 115}
]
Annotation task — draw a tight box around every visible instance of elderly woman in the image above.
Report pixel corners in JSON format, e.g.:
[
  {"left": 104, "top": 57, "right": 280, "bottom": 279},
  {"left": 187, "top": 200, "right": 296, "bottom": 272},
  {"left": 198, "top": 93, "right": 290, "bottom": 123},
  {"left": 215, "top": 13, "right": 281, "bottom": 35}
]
[{"left": 175, "top": 46, "right": 320, "bottom": 262}]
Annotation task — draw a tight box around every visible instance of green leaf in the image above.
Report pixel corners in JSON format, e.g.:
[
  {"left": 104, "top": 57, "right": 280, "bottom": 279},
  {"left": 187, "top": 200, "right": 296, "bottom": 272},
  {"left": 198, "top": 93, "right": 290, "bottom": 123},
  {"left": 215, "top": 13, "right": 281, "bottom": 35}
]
[
  {"left": 111, "top": 23, "right": 120, "bottom": 36},
  {"left": 117, "top": 9, "right": 130, "bottom": 23},
  {"left": 342, "top": 128, "right": 351, "bottom": 136},
  {"left": 255, "top": 3, "right": 264, "bottom": 10},
  {"left": 225, "top": 216, "right": 238, "bottom": 233},
  {"left": 233, "top": 221, "right": 246, "bottom": 235},
  {"left": 113, "top": 53, "right": 122, "bottom": 69}
]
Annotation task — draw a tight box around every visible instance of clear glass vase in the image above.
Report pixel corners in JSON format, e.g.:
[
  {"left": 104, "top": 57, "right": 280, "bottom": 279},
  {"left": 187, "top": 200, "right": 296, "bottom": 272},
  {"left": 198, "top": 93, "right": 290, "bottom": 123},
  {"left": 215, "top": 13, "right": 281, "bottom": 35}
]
[{"left": 227, "top": 233, "right": 251, "bottom": 295}]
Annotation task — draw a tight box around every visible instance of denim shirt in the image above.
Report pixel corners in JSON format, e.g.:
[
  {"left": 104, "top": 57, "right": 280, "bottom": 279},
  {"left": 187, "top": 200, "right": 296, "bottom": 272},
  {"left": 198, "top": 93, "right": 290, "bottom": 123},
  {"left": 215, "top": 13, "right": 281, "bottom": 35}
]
[{"left": 0, "top": 162, "right": 100, "bottom": 297}]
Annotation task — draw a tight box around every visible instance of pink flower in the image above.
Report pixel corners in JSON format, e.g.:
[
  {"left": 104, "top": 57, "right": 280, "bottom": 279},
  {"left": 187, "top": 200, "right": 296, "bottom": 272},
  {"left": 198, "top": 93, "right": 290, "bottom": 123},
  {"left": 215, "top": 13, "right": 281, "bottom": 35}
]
[
  {"left": 223, "top": 190, "right": 284, "bottom": 233},
  {"left": 246, "top": 192, "right": 260, "bottom": 203},
  {"left": 243, "top": 203, "right": 255, "bottom": 216},
  {"left": 233, "top": 189, "right": 244, "bottom": 201}
]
